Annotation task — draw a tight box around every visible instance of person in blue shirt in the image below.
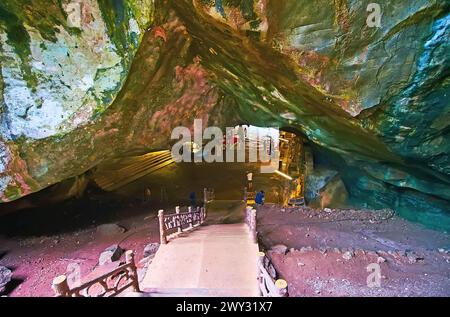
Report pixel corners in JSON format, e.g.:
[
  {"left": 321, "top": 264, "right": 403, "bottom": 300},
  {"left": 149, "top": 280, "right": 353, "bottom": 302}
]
[
  {"left": 255, "top": 190, "right": 265, "bottom": 205},
  {"left": 189, "top": 192, "right": 196, "bottom": 207}
]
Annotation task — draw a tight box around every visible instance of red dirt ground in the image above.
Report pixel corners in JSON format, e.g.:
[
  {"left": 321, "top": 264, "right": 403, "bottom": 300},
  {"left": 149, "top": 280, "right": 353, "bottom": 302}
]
[
  {"left": 257, "top": 204, "right": 450, "bottom": 297},
  {"left": 1, "top": 199, "right": 449, "bottom": 297},
  {"left": 0, "top": 207, "right": 160, "bottom": 297}
]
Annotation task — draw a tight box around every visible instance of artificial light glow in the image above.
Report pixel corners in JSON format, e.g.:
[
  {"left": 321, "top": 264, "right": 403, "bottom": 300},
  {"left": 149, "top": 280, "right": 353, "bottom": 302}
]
[{"left": 275, "top": 170, "right": 293, "bottom": 180}]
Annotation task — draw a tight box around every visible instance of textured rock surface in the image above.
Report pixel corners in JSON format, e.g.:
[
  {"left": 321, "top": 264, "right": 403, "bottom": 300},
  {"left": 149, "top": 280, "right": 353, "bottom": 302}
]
[
  {"left": 306, "top": 168, "right": 348, "bottom": 208},
  {"left": 0, "top": 1, "right": 449, "bottom": 229},
  {"left": 0, "top": 265, "right": 12, "bottom": 292}
]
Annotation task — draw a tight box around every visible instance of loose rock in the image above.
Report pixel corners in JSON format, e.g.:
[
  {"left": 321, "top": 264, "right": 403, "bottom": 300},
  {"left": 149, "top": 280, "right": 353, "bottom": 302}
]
[
  {"left": 96, "top": 224, "right": 126, "bottom": 236},
  {"left": 342, "top": 251, "right": 354, "bottom": 260},
  {"left": 0, "top": 266, "right": 12, "bottom": 293},
  {"left": 98, "top": 244, "right": 124, "bottom": 266},
  {"left": 143, "top": 243, "right": 160, "bottom": 258},
  {"left": 270, "top": 244, "right": 288, "bottom": 255}
]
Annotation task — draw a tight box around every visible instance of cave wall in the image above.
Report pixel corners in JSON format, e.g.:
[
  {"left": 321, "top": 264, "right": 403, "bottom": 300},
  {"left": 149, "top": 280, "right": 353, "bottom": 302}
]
[{"left": 0, "top": 0, "right": 449, "bottom": 229}]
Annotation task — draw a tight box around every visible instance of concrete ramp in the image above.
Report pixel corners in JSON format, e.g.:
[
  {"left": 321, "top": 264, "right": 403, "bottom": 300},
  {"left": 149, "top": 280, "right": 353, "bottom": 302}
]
[{"left": 141, "top": 223, "right": 259, "bottom": 297}]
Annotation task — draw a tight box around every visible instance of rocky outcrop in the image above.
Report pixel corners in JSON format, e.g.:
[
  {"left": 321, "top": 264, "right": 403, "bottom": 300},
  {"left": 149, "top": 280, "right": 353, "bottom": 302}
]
[
  {"left": 0, "top": 1, "right": 449, "bottom": 229},
  {"left": 305, "top": 168, "right": 348, "bottom": 208}
]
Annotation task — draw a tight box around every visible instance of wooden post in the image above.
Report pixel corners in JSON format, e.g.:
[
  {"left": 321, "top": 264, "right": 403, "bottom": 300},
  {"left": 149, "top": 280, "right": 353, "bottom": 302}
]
[
  {"left": 257, "top": 251, "right": 265, "bottom": 296},
  {"left": 188, "top": 206, "right": 193, "bottom": 228},
  {"left": 176, "top": 206, "right": 182, "bottom": 233},
  {"left": 251, "top": 209, "right": 257, "bottom": 243},
  {"left": 125, "top": 250, "right": 140, "bottom": 292},
  {"left": 275, "top": 279, "right": 288, "bottom": 297},
  {"left": 158, "top": 209, "right": 167, "bottom": 244},
  {"left": 196, "top": 206, "right": 201, "bottom": 225},
  {"left": 52, "top": 275, "right": 70, "bottom": 297},
  {"left": 203, "top": 188, "right": 208, "bottom": 217}
]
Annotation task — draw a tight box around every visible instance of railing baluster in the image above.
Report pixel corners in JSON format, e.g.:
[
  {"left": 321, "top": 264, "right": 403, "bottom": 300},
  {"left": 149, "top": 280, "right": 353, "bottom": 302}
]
[
  {"left": 176, "top": 206, "right": 182, "bottom": 233},
  {"left": 125, "top": 250, "right": 140, "bottom": 292}
]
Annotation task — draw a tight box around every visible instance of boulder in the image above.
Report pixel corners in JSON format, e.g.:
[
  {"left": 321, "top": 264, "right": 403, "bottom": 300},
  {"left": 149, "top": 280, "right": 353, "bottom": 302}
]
[
  {"left": 305, "top": 168, "right": 348, "bottom": 208},
  {"left": 342, "top": 251, "right": 354, "bottom": 260},
  {"left": 96, "top": 224, "right": 126, "bottom": 237},
  {"left": 0, "top": 266, "right": 12, "bottom": 293},
  {"left": 270, "top": 244, "right": 288, "bottom": 255},
  {"left": 98, "top": 244, "right": 124, "bottom": 266},
  {"left": 143, "top": 243, "right": 160, "bottom": 258}
]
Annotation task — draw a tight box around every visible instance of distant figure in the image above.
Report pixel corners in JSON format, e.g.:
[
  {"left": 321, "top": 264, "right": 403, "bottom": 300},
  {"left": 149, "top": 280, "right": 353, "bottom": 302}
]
[
  {"left": 189, "top": 192, "right": 196, "bottom": 206},
  {"left": 143, "top": 188, "right": 152, "bottom": 203},
  {"left": 255, "top": 190, "right": 265, "bottom": 205},
  {"left": 160, "top": 187, "right": 168, "bottom": 203}
]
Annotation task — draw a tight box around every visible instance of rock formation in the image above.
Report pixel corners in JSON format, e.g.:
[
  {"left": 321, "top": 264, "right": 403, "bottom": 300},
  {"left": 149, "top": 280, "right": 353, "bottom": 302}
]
[{"left": 0, "top": 0, "right": 449, "bottom": 229}]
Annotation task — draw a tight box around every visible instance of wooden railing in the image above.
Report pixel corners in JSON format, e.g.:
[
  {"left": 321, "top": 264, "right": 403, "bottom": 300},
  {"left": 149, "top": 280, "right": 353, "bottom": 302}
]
[
  {"left": 52, "top": 250, "right": 140, "bottom": 297},
  {"left": 204, "top": 187, "right": 215, "bottom": 203},
  {"left": 243, "top": 187, "right": 256, "bottom": 205},
  {"left": 244, "top": 207, "right": 289, "bottom": 297},
  {"left": 257, "top": 252, "right": 288, "bottom": 297},
  {"left": 158, "top": 206, "right": 206, "bottom": 244},
  {"left": 245, "top": 206, "right": 257, "bottom": 243},
  {"left": 158, "top": 187, "right": 212, "bottom": 244}
]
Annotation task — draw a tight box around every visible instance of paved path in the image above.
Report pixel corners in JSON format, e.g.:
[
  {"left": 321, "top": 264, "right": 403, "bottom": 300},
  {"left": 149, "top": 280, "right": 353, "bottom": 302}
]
[{"left": 141, "top": 223, "right": 259, "bottom": 297}]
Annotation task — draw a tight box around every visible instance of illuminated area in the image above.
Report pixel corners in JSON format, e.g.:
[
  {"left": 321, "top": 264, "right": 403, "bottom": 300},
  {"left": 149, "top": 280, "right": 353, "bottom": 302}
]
[{"left": 0, "top": 0, "right": 449, "bottom": 299}]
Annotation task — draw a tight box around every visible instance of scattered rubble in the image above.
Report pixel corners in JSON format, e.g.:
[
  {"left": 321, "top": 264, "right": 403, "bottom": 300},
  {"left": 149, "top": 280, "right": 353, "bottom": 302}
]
[
  {"left": 342, "top": 251, "right": 354, "bottom": 260},
  {"left": 270, "top": 244, "right": 288, "bottom": 255},
  {"left": 300, "top": 246, "right": 313, "bottom": 253}
]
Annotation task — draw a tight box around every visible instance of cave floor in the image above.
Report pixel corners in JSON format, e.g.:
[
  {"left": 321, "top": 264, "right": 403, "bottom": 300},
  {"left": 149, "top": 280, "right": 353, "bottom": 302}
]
[
  {"left": 258, "top": 205, "right": 450, "bottom": 297},
  {"left": 0, "top": 201, "right": 449, "bottom": 296}
]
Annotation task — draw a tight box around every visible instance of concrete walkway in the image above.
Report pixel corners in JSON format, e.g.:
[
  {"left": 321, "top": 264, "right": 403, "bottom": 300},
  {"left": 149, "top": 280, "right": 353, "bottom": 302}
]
[{"left": 141, "top": 223, "right": 259, "bottom": 297}]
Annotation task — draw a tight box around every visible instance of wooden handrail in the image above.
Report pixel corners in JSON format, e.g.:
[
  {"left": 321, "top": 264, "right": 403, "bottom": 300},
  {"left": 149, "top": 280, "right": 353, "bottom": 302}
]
[
  {"left": 257, "top": 252, "right": 288, "bottom": 297},
  {"left": 52, "top": 250, "right": 140, "bottom": 297},
  {"left": 158, "top": 206, "right": 207, "bottom": 244},
  {"left": 244, "top": 207, "right": 289, "bottom": 297}
]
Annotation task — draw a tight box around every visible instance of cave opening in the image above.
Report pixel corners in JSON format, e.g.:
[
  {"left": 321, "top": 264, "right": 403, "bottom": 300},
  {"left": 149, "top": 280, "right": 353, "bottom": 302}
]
[{"left": 0, "top": 125, "right": 309, "bottom": 236}]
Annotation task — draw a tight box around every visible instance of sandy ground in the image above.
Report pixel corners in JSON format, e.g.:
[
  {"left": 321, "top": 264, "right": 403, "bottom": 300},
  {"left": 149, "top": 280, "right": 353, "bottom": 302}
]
[{"left": 257, "top": 204, "right": 450, "bottom": 297}]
